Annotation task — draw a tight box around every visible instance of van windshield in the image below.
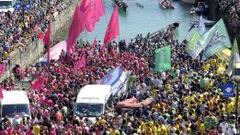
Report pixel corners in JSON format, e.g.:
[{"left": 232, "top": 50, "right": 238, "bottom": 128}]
[
  {"left": 75, "top": 103, "right": 103, "bottom": 117},
  {"left": 0, "top": 1, "right": 12, "bottom": 9},
  {"left": 2, "top": 104, "right": 30, "bottom": 118}
]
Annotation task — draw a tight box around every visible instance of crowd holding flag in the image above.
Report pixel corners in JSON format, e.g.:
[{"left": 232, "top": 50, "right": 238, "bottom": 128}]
[
  {"left": 155, "top": 45, "right": 171, "bottom": 72},
  {"left": 102, "top": 5, "right": 120, "bottom": 51}
]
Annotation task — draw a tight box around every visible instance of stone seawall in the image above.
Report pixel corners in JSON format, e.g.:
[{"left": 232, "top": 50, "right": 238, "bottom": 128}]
[{"left": 0, "top": 1, "right": 79, "bottom": 82}]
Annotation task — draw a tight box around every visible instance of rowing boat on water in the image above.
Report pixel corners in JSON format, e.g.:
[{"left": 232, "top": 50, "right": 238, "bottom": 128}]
[
  {"left": 135, "top": 2, "right": 144, "bottom": 8},
  {"left": 159, "top": 0, "right": 175, "bottom": 9},
  {"left": 112, "top": 0, "right": 128, "bottom": 12},
  {"left": 182, "top": 0, "right": 196, "bottom": 4}
]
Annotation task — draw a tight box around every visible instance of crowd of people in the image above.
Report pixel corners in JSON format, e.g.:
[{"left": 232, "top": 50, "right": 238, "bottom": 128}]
[
  {"left": 217, "top": 0, "right": 240, "bottom": 35},
  {"left": 0, "top": 22, "right": 239, "bottom": 135},
  {"left": 0, "top": 0, "right": 73, "bottom": 60}
]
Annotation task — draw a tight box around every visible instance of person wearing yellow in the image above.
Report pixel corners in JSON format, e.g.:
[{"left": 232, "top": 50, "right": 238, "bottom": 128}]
[
  {"left": 109, "top": 128, "right": 120, "bottom": 135},
  {"left": 33, "top": 124, "right": 40, "bottom": 135},
  {"left": 157, "top": 123, "right": 170, "bottom": 135}
]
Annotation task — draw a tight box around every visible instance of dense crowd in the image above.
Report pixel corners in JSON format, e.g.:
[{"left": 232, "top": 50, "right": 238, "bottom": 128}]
[
  {"left": 217, "top": 0, "right": 240, "bottom": 35},
  {"left": 0, "top": 23, "right": 239, "bottom": 134},
  {"left": 0, "top": 0, "right": 73, "bottom": 60}
]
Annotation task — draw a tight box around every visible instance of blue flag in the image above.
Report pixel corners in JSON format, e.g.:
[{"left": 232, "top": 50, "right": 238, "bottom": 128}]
[{"left": 222, "top": 84, "right": 235, "bottom": 98}]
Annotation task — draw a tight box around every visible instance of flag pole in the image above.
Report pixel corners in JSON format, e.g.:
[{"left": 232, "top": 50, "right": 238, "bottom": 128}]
[{"left": 84, "top": 29, "right": 88, "bottom": 42}]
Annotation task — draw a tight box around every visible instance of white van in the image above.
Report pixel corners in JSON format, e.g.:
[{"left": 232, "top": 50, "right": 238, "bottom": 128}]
[
  {"left": 74, "top": 85, "right": 111, "bottom": 117},
  {"left": 0, "top": 0, "right": 16, "bottom": 12},
  {"left": 0, "top": 91, "right": 31, "bottom": 119}
]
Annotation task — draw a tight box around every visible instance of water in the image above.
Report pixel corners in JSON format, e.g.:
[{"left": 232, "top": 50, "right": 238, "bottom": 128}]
[{"left": 81, "top": 0, "right": 195, "bottom": 42}]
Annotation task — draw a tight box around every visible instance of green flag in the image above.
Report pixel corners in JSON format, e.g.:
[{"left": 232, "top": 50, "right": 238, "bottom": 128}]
[
  {"left": 226, "top": 39, "right": 239, "bottom": 76},
  {"left": 202, "top": 19, "right": 232, "bottom": 59},
  {"left": 186, "top": 29, "right": 201, "bottom": 57},
  {"left": 155, "top": 46, "right": 171, "bottom": 72}
]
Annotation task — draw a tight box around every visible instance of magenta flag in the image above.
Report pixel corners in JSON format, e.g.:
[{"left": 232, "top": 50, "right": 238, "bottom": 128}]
[
  {"left": 74, "top": 53, "right": 86, "bottom": 70},
  {"left": 95, "top": 0, "right": 105, "bottom": 20},
  {"left": 44, "top": 22, "right": 51, "bottom": 63},
  {"left": 80, "top": 0, "right": 92, "bottom": 12},
  {"left": 0, "top": 64, "right": 6, "bottom": 76},
  {"left": 67, "top": 5, "right": 84, "bottom": 53},
  {"left": 0, "top": 87, "right": 3, "bottom": 99},
  {"left": 102, "top": 5, "right": 119, "bottom": 51},
  {"left": 83, "top": 0, "right": 105, "bottom": 32}
]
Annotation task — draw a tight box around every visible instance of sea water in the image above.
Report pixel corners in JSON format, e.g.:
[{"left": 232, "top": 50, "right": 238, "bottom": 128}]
[{"left": 80, "top": 0, "right": 196, "bottom": 43}]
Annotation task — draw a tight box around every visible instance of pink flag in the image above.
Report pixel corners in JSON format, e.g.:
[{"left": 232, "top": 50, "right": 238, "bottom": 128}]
[
  {"left": 102, "top": 6, "right": 119, "bottom": 51},
  {"left": 44, "top": 22, "right": 51, "bottom": 63},
  {"left": 83, "top": 0, "right": 105, "bottom": 32},
  {"left": 0, "top": 64, "right": 6, "bottom": 76},
  {"left": 74, "top": 53, "right": 86, "bottom": 70},
  {"left": 95, "top": 0, "right": 105, "bottom": 21},
  {"left": 67, "top": 5, "right": 84, "bottom": 53},
  {"left": 0, "top": 87, "right": 3, "bottom": 99}
]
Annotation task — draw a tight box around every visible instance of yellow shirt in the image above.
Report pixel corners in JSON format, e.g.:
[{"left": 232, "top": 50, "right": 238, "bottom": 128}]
[
  {"left": 33, "top": 125, "right": 40, "bottom": 135},
  {"left": 110, "top": 129, "right": 120, "bottom": 135}
]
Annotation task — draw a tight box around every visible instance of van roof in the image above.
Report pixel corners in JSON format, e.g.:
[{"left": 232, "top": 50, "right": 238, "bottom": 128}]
[
  {"left": 1, "top": 91, "right": 30, "bottom": 105},
  {"left": 76, "top": 85, "right": 111, "bottom": 104}
]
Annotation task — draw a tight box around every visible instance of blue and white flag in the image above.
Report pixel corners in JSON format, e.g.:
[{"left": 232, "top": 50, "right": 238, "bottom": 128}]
[
  {"left": 199, "top": 15, "right": 206, "bottom": 35},
  {"left": 101, "top": 66, "right": 123, "bottom": 86},
  {"left": 222, "top": 84, "right": 235, "bottom": 98}
]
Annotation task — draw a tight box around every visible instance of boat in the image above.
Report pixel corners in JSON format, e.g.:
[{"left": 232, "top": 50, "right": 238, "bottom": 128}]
[
  {"left": 182, "top": 0, "right": 196, "bottom": 4},
  {"left": 159, "top": 0, "right": 175, "bottom": 9},
  {"left": 190, "top": 2, "right": 209, "bottom": 16},
  {"left": 112, "top": 0, "right": 128, "bottom": 12},
  {"left": 135, "top": 2, "right": 144, "bottom": 8}
]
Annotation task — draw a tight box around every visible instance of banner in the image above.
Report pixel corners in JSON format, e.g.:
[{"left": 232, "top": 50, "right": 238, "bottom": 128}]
[
  {"left": 155, "top": 46, "right": 171, "bottom": 72},
  {"left": 222, "top": 84, "right": 235, "bottom": 98},
  {"left": 39, "top": 41, "right": 67, "bottom": 62},
  {"left": 186, "top": 29, "right": 201, "bottom": 57},
  {"left": 202, "top": 19, "right": 232, "bottom": 59}
]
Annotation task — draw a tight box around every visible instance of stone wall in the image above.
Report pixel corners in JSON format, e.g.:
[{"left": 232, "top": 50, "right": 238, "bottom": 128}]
[{"left": 0, "top": 1, "right": 78, "bottom": 82}]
